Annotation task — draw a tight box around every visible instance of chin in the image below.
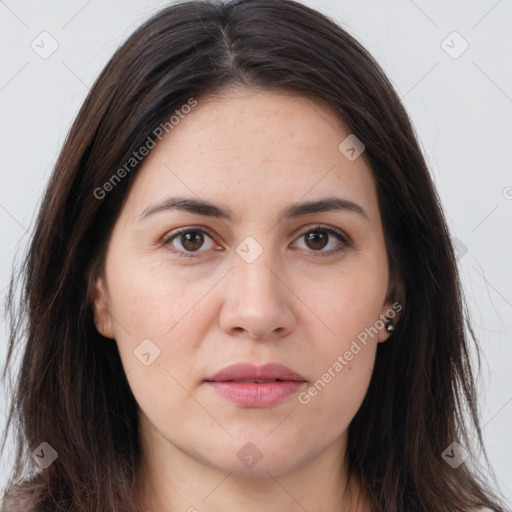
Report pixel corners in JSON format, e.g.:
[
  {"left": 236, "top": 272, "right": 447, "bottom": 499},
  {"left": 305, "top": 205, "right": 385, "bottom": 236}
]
[
  {"left": 200, "top": 438, "right": 310, "bottom": 478},
  {"left": 214, "top": 456, "right": 303, "bottom": 478}
]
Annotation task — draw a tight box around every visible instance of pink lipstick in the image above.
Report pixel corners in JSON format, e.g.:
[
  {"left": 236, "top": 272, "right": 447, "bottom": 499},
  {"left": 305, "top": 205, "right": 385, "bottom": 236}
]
[{"left": 204, "top": 363, "right": 306, "bottom": 407}]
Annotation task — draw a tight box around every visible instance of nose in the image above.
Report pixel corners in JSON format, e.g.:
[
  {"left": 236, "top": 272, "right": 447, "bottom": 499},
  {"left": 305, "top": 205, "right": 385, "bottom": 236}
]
[{"left": 218, "top": 252, "right": 296, "bottom": 341}]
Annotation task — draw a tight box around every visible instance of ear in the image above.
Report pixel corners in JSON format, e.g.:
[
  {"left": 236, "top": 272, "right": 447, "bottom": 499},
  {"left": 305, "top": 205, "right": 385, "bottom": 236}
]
[
  {"left": 91, "top": 275, "right": 115, "bottom": 339},
  {"left": 377, "top": 299, "right": 402, "bottom": 343},
  {"left": 377, "top": 276, "right": 404, "bottom": 343}
]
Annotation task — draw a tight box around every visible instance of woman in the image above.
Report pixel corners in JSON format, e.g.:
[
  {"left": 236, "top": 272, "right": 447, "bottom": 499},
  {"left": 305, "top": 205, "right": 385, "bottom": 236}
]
[{"left": 1, "top": 0, "right": 508, "bottom": 511}]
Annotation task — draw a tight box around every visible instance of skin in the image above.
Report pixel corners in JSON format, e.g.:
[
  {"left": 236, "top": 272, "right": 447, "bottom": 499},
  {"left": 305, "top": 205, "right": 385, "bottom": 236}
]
[{"left": 92, "top": 87, "right": 400, "bottom": 512}]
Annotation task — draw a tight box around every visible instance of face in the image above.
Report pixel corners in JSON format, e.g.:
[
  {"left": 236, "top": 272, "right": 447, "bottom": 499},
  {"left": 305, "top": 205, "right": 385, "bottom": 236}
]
[{"left": 92, "top": 88, "right": 399, "bottom": 478}]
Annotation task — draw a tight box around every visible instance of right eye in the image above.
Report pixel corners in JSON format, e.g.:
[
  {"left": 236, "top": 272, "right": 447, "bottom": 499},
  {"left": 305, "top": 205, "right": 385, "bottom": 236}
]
[{"left": 163, "top": 227, "right": 218, "bottom": 257}]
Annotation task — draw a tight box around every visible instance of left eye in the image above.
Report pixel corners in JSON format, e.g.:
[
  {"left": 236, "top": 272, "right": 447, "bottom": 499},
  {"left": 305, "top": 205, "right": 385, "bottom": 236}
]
[
  {"left": 162, "top": 225, "right": 348, "bottom": 257},
  {"left": 292, "top": 226, "right": 348, "bottom": 255}
]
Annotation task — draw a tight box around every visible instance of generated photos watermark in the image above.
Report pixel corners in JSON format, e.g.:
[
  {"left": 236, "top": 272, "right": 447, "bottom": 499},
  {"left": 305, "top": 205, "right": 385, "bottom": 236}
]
[
  {"left": 298, "top": 301, "right": 402, "bottom": 405},
  {"left": 93, "top": 97, "right": 198, "bottom": 200}
]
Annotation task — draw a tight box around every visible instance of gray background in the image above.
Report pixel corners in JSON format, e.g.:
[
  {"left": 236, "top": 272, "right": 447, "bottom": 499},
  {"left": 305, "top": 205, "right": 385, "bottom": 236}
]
[{"left": 1, "top": 0, "right": 511, "bottom": 503}]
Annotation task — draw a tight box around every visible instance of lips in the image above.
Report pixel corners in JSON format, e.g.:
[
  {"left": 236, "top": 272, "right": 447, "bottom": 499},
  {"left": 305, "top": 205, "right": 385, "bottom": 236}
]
[
  {"left": 205, "top": 363, "right": 306, "bottom": 383},
  {"left": 204, "top": 363, "right": 306, "bottom": 407}
]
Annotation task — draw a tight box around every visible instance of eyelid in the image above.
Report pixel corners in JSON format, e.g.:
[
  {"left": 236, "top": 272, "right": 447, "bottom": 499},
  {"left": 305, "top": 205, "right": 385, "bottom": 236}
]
[
  {"left": 293, "top": 223, "right": 349, "bottom": 243},
  {"left": 162, "top": 223, "right": 350, "bottom": 258}
]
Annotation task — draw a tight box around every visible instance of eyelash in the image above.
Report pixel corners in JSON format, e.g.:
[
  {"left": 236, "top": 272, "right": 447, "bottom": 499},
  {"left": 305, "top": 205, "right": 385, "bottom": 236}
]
[{"left": 161, "top": 224, "right": 350, "bottom": 259}]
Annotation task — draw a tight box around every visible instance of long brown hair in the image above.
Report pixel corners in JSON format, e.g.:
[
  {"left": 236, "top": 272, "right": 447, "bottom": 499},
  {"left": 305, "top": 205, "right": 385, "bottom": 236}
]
[{"left": 1, "top": 1, "right": 508, "bottom": 510}]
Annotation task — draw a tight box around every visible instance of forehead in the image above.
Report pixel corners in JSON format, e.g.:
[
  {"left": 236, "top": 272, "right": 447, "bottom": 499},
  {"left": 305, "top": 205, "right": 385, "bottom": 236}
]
[{"left": 124, "top": 88, "right": 379, "bottom": 222}]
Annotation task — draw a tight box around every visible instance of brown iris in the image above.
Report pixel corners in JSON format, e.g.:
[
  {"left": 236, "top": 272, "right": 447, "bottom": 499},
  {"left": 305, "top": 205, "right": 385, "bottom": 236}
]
[
  {"left": 180, "top": 231, "right": 205, "bottom": 251},
  {"left": 305, "top": 230, "right": 329, "bottom": 250}
]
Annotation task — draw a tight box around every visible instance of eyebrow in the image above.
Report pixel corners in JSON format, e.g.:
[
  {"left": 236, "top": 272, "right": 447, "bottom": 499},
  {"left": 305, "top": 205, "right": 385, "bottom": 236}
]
[{"left": 137, "top": 196, "right": 369, "bottom": 222}]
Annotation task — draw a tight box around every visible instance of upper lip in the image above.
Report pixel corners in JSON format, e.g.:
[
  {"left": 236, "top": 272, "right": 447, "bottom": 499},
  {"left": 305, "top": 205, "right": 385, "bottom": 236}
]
[{"left": 205, "top": 363, "right": 306, "bottom": 382}]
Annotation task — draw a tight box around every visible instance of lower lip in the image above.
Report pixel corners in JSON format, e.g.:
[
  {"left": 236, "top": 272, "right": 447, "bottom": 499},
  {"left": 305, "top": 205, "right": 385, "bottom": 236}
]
[{"left": 205, "top": 381, "right": 305, "bottom": 407}]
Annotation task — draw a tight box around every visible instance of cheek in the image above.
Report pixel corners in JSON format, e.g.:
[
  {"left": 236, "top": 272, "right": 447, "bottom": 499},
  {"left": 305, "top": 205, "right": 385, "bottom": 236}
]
[
  {"left": 295, "top": 258, "right": 385, "bottom": 415},
  {"left": 106, "top": 260, "right": 227, "bottom": 416},
  {"left": 304, "top": 254, "right": 388, "bottom": 345},
  {"left": 297, "top": 306, "right": 377, "bottom": 433},
  {"left": 108, "top": 251, "right": 217, "bottom": 339},
  {"left": 112, "top": 277, "right": 209, "bottom": 430},
  {"left": 297, "top": 358, "right": 374, "bottom": 445}
]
